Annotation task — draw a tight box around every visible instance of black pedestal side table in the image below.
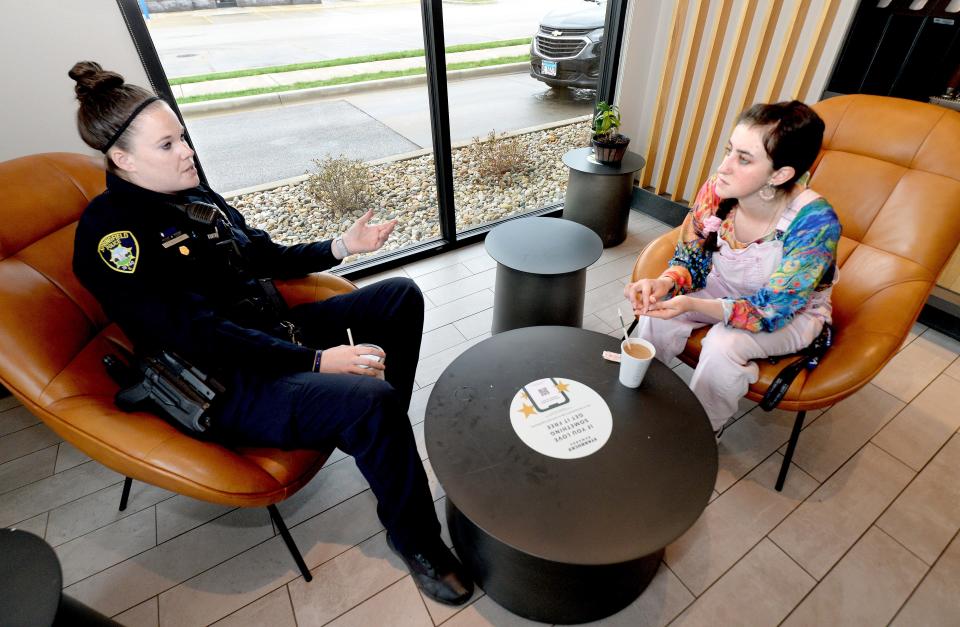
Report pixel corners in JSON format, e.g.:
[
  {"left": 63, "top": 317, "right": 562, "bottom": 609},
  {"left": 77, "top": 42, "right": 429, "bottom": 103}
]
[
  {"left": 425, "top": 326, "right": 717, "bottom": 624},
  {"left": 0, "top": 528, "right": 120, "bottom": 626},
  {"left": 485, "top": 217, "right": 602, "bottom": 334},
  {"left": 562, "top": 147, "right": 646, "bottom": 247}
]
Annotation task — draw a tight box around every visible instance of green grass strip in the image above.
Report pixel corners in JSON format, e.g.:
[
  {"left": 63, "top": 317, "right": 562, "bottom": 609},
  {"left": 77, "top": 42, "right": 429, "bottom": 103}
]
[
  {"left": 169, "top": 38, "right": 531, "bottom": 85},
  {"left": 176, "top": 54, "right": 529, "bottom": 104}
]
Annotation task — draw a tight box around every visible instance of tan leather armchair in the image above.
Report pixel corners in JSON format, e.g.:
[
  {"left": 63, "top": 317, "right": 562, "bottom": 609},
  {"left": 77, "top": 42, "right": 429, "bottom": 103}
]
[
  {"left": 632, "top": 94, "right": 960, "bottom": 490},
  {"left": 0, "top": 152, "right": 357, "bottom": 580}
]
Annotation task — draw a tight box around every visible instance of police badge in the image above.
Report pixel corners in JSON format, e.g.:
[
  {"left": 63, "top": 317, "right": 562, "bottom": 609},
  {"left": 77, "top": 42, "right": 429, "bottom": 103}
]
[{"left": 98, "top": 231, "right": 139, "bottom": 273}]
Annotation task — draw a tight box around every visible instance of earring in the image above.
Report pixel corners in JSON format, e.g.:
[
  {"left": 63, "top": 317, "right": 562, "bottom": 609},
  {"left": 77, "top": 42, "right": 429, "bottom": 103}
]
[{"left": 758, "top": 183, "right": 776, "bottom": 201}]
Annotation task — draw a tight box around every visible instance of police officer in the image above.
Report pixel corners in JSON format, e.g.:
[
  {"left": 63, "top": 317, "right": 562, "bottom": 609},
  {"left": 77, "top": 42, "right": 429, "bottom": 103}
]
[{"left": 68, "top": 61, "right": 472, "bottom": 605}]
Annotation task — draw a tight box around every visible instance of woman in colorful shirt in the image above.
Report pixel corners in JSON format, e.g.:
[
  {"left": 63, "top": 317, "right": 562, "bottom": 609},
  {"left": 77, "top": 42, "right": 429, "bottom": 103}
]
[{"left": 624, "top": 101, "right": 841, "bottom": 435}]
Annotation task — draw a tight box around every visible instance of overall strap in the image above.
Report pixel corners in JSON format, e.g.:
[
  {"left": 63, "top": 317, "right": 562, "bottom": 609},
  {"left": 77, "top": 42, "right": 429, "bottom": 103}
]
[{"left": 777, "top": 189, "right": 821, "bottom": 232}]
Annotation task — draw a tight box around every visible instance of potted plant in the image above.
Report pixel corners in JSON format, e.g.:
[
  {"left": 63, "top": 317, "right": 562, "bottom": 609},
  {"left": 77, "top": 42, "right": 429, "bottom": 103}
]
[{"left": 591, "top": 101, "right": 630, "bottom": 165}]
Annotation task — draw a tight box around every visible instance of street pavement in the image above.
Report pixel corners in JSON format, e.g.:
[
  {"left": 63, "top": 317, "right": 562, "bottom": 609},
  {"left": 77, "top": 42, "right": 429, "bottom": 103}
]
[
  {"left": 147, "top": 0, "right": 578, "bottom": 77},
  {"left": 189, "top": 71, "right": 594, "bottom": 192}
]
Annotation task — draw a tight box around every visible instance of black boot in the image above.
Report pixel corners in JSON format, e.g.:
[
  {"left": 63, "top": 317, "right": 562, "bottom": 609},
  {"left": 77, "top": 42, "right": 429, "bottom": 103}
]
[{"left": 387, "top": 534, "right": 474, "bottom": 605}]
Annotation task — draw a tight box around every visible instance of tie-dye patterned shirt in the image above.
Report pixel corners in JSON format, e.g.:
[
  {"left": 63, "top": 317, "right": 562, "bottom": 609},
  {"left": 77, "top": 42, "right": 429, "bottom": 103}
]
[{"left": 661, "top": 177, "right": 841, "bottom": 333}]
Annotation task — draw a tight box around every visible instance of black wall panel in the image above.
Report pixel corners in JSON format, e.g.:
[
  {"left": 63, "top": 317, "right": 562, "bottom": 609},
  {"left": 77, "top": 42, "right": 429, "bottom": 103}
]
[{"left": 828, "top": 0, "right": 960, "bottom": 101}]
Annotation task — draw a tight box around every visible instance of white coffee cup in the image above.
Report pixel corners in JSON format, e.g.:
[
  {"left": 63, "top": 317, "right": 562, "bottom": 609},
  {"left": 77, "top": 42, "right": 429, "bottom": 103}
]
[
  {"left": 619, "top": 338, "right": 656, "bottom": 388},
  {"left": 357, "top": 343, "right": 385, "bottom": 380}
]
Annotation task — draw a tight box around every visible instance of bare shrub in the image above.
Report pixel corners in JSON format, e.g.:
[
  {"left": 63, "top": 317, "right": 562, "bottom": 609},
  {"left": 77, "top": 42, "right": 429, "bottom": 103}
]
[
  {"left": 581, "top": 126, "right": 595, "bottom": 147},
  {"left": 467, "top": 130, "right": 527, "bottom": 184},
  {"left": 305, "top": 156, "right": 371, "bottom": 217}
]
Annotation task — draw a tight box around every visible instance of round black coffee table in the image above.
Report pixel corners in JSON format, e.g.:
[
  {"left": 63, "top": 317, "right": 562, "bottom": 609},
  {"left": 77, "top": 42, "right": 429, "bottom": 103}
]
[{"left": 425, "top": 326, "right": 716, "bottom": 624}]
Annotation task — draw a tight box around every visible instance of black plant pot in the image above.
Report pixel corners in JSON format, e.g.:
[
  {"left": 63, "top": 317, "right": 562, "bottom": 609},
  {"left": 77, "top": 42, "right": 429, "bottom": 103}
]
[{"left": 592, "top": 134, "right": 631, "bottom": 166}]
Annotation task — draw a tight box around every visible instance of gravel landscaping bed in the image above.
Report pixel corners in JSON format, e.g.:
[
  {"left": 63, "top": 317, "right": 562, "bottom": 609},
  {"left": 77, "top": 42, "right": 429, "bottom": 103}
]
[{"left": 230, "top": 119, "right": 593, "bottom": 262}]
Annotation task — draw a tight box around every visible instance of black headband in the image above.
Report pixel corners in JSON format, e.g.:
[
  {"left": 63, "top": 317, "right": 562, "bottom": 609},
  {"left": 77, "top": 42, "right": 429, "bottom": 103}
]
[{"left": 101, "top": 96, "right": 161, "bottom": 153}]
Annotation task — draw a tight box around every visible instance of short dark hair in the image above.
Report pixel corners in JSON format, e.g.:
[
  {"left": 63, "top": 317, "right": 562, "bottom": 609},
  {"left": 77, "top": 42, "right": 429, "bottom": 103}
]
[
  {"left": 738, "top": 100, "right": 825, "bottom": 192},
  {"left": 703, "top": 101, "right": 825, "bottom": 253},
  {"left": 68, "top": 61, "right": 158, "bottom": 167}
]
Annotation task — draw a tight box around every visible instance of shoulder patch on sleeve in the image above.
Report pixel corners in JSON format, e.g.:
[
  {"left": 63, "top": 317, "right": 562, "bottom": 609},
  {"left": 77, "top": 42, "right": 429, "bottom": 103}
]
[{"left": 97, "top": 231, "right": 139, "bottom": 273}]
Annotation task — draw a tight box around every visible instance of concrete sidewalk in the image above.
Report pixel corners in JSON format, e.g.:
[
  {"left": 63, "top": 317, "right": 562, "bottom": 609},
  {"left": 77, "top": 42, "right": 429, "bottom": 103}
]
[{"left": 172, "top": 43, "right": 530, "bottom": 100}]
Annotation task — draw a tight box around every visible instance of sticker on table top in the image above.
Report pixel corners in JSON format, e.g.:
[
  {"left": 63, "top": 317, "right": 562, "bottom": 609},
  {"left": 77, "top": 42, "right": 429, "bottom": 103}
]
[{"left": 509, "top": 378, "right": 612, "bottom": 459}]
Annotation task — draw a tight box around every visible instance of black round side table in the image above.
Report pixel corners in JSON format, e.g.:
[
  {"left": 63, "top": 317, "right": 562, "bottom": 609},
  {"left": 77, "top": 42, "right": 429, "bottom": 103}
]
[
  {"left": 562, "top": 147, "right": 646, "bottom": 247},
  {"left": 425, "top": 326, "right": 717, "bottom": 624},
  {"left": 0, "top": 528, "right": 119, "bottom": 626},
  {"left": 485, "top": 217, "right": 602, "bottom": 334}
]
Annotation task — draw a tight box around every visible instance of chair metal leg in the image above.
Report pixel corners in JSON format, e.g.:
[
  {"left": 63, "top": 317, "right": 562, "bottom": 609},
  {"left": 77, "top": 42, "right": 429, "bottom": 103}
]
[
  {"left": 117, "top": 482, "right": 312, "bottom": 581},
  {"left": 267, "top": 504, "right": 312, "bottom": 582},
  {"left": 776, "top": 411, "right": 807, "bottom": 492},
  {"left": 119, "top": 477, "right": 133, "bottom": 511}
]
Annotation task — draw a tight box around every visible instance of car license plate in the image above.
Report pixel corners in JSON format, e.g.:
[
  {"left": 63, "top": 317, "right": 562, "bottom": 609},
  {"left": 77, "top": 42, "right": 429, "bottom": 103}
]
[{"left": 542, "top": 60, "right": 557, "bottom": 77}]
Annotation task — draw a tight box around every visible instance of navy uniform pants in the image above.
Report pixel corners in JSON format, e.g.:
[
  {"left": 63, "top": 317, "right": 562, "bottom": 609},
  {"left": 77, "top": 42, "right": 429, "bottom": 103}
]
[{"left": 214, "top": 278, "right": 438, "bottom": 554}]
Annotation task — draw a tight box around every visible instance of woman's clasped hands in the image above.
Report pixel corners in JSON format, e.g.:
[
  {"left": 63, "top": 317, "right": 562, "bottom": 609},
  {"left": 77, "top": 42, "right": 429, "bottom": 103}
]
[{"left": 625, "top": 276, "right": 690, "bottom": 320}]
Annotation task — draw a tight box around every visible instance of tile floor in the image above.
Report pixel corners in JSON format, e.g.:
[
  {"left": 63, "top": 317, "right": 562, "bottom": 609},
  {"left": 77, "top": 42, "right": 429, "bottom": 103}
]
[{"left": 2, "top": 211, "right": 959, "bottom": 626}]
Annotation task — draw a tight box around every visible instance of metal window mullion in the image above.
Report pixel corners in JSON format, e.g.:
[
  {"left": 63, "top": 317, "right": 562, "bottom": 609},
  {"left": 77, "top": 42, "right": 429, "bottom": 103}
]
[
  {"left": 114, "top": 0, "right": 209, "bottom": 187},
  {"left": 421, "top": 0, "right": 457, "bottom": 243},
  {"left": 596, "top": 0, "right": 630, "bottom": 107}
]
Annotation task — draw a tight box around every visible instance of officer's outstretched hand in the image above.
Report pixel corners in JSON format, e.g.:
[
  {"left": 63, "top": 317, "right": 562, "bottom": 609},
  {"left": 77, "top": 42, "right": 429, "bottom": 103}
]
[
  {"left": 342, "top": 209, "right": 398, "bottom": 254},
  {"left": 318, "top": 345, "right": 386, "bottom": 377}
]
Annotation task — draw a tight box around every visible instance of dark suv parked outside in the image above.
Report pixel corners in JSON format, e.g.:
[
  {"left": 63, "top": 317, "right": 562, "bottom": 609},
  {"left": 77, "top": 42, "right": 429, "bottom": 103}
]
[{"left": 529, "top": 0, "right": 605, "bottom": 89}]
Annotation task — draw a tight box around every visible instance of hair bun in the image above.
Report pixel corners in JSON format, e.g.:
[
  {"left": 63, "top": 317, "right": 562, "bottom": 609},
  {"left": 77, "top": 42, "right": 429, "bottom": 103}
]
[{"left": 68, "top": 61, "right": 125, "bottom": 101}]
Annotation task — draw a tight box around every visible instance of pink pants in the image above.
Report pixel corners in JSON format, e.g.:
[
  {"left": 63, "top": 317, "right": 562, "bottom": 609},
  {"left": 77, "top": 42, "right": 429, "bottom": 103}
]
[
  {"left": 635, "top": 283, "right": 823, "bottom": 429},
  {"left": 636, "top": 198, "right": 831, "bottom": 429}
]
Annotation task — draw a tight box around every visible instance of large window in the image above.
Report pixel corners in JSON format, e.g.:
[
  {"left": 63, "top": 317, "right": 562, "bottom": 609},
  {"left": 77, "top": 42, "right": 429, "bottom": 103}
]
[{"left": 122, "top": 0, "right": 625, "bottom": 272}]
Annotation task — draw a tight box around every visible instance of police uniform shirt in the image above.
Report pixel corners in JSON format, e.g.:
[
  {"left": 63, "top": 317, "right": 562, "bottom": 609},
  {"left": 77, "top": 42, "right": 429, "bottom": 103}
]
[{"left": 73, "top": 172, "right": 338, "bottom": 375}]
